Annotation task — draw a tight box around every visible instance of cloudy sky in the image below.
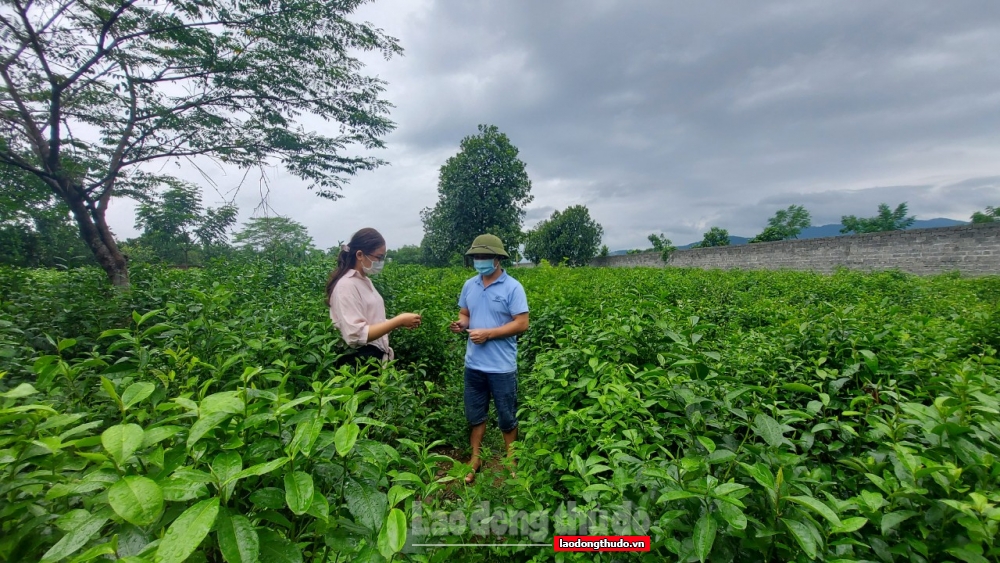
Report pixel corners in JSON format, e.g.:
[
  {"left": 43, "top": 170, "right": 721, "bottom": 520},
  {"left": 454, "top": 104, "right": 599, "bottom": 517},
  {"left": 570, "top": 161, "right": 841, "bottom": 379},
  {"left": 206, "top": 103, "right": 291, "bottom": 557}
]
[{"left": 108, "top": 0, "right": 1000, "bottom": 250}]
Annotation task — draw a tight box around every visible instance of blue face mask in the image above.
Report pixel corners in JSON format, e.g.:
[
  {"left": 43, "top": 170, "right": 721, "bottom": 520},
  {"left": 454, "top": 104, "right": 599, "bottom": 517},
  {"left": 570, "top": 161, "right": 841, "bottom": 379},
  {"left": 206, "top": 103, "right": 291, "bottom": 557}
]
[{"left": 473, "top": 259, "right": 496, "bottom": 276}]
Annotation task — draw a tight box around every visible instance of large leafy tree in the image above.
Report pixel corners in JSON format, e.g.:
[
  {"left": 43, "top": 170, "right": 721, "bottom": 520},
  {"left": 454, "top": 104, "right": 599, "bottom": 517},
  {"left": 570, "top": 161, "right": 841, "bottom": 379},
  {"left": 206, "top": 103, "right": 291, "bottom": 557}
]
[
  {"left": 0, "top": 162, "right": 92, "bottom": 267},
  {"left": 750, "top": 204, "right": 812, "bottom": 243},
  {"left": 524, "top": 205, "right": 603, "bottom": 266},
  {"left": 971, "top": 206, "right": 998, "bottom": 224},
  {"left": 696, "top": 226, "right": 730, "bottom": 248},
  {"left": 385, "top": 244, "right": 423, "bottom": 265},
  {"left": 132, "top": 181, "right": 237, "bottom": 265},
  {"left": 420, "top": 124, "right": 533, "bottom": 266},
  {"left": 233, "top": 216, "right": 316, "bottom": 264},
  {"left": 841, "top": 203, "right": 916, "bottom": 234},
  {"left": 0, "top": 0, "right": 400, "bottom": 285}
]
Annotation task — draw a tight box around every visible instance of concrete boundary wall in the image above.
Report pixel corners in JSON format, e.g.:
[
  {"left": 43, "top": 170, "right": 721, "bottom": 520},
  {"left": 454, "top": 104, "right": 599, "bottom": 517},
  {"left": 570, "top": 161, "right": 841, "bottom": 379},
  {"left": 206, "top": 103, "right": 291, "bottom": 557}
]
[{"left": 588, "top": 223, "right": 1000, "bottom": 275}]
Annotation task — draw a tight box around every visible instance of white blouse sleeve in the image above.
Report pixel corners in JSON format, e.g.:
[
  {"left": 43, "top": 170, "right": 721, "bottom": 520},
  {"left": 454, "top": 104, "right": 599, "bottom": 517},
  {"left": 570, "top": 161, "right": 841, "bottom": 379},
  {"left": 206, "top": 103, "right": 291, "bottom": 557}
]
[{"left": 330, "top": 284, "right": 370, "bottom": 348}]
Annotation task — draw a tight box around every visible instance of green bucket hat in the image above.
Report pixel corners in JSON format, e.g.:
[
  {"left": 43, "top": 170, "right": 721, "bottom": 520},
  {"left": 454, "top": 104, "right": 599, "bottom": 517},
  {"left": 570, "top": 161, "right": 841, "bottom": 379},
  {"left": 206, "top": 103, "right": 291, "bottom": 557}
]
[{"left": 465, "top": 234, "right": 509, "bottom": 258}]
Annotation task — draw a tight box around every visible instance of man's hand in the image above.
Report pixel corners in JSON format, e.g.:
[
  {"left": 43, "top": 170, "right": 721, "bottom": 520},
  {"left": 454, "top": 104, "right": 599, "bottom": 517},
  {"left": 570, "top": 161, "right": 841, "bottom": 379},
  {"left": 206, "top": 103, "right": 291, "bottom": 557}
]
[
  {"left": 449, "top": 320, "right": 467, "bottom": 334},
  {"left": 467, "top": 329, "right": 492, "bottom": 344}
]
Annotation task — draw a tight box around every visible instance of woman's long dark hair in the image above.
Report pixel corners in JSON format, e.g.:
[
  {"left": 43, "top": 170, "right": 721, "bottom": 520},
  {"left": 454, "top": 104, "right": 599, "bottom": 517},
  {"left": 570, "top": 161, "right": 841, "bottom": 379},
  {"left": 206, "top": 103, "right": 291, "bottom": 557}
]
[{"left": 325, "top": 228, "right": 386, "bottom": 306}]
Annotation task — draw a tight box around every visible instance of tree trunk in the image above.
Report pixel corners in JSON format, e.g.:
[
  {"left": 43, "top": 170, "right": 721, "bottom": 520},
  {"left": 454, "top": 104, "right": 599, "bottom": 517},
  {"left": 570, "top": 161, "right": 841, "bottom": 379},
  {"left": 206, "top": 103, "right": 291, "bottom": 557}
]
[{"left": 65, "top": 188, "right": 129, "bottom": 287}]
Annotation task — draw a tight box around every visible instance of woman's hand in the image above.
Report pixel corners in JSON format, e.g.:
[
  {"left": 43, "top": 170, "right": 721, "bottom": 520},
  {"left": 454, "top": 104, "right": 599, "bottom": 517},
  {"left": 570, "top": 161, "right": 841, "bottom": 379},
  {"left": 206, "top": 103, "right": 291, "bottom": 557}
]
[
  {"left": 449, "top": 319, "right": 467, "bottom": 333},
  {"left": 395, "top": 313, "right": 422, "bottom": 329}
]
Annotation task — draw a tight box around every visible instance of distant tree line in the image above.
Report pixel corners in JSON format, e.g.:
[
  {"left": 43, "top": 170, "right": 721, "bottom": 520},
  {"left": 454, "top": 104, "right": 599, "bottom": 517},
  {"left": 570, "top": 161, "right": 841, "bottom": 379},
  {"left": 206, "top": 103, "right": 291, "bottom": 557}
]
[{"left": 5, "top": 102, "right": 995, "bottom": 273}]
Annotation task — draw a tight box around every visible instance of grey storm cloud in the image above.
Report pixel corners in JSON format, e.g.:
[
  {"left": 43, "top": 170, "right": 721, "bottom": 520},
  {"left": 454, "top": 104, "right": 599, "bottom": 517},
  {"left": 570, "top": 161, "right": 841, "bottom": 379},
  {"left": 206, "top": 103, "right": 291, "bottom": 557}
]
[{"left": 107, "top": 0, "right": 1000, "bottom": 250}]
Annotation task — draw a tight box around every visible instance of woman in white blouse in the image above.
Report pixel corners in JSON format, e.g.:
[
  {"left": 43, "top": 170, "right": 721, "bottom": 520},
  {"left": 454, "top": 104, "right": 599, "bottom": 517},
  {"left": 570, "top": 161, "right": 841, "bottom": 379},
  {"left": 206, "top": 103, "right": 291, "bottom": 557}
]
[{"left": 325, "top": 228, "right": 421, "bottom": 365}]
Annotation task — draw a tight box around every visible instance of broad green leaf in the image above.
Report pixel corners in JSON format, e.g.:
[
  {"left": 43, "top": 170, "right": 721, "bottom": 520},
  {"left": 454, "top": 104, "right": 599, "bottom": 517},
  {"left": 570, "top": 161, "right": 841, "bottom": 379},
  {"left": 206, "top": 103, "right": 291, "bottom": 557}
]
[
  {"left": 697, "top": 436, "right": 716, "bottom": 453},
  {"left": 658, "top": 490, "right": 700, "bottom": 503},
  {"left": 377, "top": 508, "right": 407, "bottom": 559},
  {"left": 880, "top": 510, "right": 917, "bottom": 535},
  {"left": 782, "top": 383, "right": 817, "bottom": 394},
  {"left": 67, "top": 542, "right": 116, "bottom": 563},
  {"left": 947, "top": 547, "right": 991, "bottom": 563},
  {"left": 387, "top": 485, "right": 414, "bottom": 508},
  {"left": 583, "top": 484, "right": 614, "bottom": 494},
  {"left": 257, "top": 529, "right": 302, "bottom": 563},
  {"left": 831, "top": 517, "right": 868, "bottom": 534},
  {"left": 187, "top": 412, "right": 231, "bottom": 448},
  {"left": 284, "top": 471, "right": 314, "bottom": 515},
  {"left": 0, "top": 403, "right": 56, "bottom": 414},
  {"left": 713, "top": 483, "right": 748, "bottom": 497},
  {"left": 142, "top": 426, "right": 182, "bottom": 448},
  {"left": 289, "top": 412, "right": 321, "bottom": 457},
  {"left": 858, "top": 349, "right": 878, "bottom": 373},
  {"left": 155, "top": 497, "right": 220, "bottom": 563},
  {"left": 201, "top": 391, "right": 244, "bottom": 415},
  {"left": 134, "top": 309, "right": 162, "bottom": 327},
  {"left": 171, "top": 468, "right": 214, "bottom": 483},
  {"left": 41, "top": 509, "right": 110, "bottom": 563},
  {"left": 213, "top": 451, "right": 242, "bottom": 502},
  {"left": 752, "top": 413, "right": 784, "bottom": 448},
  {"left": 100, "top": 328, "right": 131, "bottom": 339},
  {"left": 693, "top": 512, "right": 717, "bottom": 563},
  {"left": 782, "top": 518, "right": 818, "bottom": 559},
  {"left": 121, "top": 382, "right": 156, "bottom": 410},
  {"left": 102, "top": 424, "right": 144, "bottom": 466},
  {"left": 859, "top": 490, "right": 885, "bottom": 512},
  {"left": 101, "top": 377, "right": 121, "bottom": 407},
  {"left": 307, "top": 491, "right": 330, "bottom": 522},
  {"left": 160, "top": 479, "right": 208, "bottom": 502},
  {"left": 717, "top": 500, "right": 747, "bottom": 530},
  {"left": 741, "top": 462, "right": 775, "bottom": 489},
  {"left": 1, "top": 382, "right": 37, "bottom": 398},
  {"left": 334, "top": 422, "right": 360, "bottom": 457},
  {"left": 217, "top": 509, "right": 259, "bottom": 563},
  {"left": 230, "top": 458, "right": 289, "bottom": 483},
  {"left": 786, "top": 495, "right": 842, "bottom": 526},
  {"left": 250, "top": 488, "right": 286, "bottom": 510},
  {"left": 706, "top": 449, "right": 736, "bottom": 464},
  {"left": 55, "top": 509, "right": 93, "bottom": 532},
  {"left": 116, "top": 523, "right": 152, "bottom": 559},
  {"left": 345, "top": 478, "right": 387, "bottom": 532},
  {"left": 108, "top": 476, "right": 164, "bottom": 526},
  {"left": 213, "top": 451, "right": 242, "bottom": 483}
]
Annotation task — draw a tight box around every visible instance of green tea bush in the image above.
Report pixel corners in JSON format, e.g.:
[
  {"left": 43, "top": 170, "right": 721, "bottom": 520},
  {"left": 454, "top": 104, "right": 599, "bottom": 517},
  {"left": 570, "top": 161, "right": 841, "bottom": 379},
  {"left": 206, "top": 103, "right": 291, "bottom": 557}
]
[{"left": 1, "top": 260, "right": 998, "bottom": 562}]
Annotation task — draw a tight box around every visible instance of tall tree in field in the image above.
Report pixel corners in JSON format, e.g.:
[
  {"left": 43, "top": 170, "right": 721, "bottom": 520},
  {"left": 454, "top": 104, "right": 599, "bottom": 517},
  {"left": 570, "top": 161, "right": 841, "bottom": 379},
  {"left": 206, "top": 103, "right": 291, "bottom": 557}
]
[
  {"left": 696, "top": 227, "right": 730, "bottom": 248},
  {"left": 133, "top": 182, "right": 236, "bottom": 265},
  {"left": 524, "top": 205, "right": 603, "bottom": 266},
  {"left": 0, "top": 0, "right": 401, "bottom": 285},
  {"left": 233, "top": 216, "right": 316, "bottom": 264},
  {"left": 420, "top": 125, "right": 533, "bottom": 266},
  {"left": 841, "top": 203, "right": 915, "bottom": 234},
  {"left": 750, "top": 204, "right": 812, "bottom": 242},
  {"left": 971, "top": 206, "right": 998, "bottom": 224}
]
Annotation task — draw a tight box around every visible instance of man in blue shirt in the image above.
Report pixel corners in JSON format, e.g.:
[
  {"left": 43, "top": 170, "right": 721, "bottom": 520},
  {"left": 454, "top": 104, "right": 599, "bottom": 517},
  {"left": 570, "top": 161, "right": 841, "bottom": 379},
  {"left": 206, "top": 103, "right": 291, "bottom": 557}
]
[{"left": 449, "top": 234, "right": 529, "bottom": 484}]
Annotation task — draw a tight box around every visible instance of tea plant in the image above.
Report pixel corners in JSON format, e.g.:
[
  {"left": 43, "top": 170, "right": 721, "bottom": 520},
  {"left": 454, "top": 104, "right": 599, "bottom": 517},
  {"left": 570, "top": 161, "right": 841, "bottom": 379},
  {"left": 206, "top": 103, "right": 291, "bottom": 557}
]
[{"left": 1, "top": 260, "right": 998, "bottom": 562}]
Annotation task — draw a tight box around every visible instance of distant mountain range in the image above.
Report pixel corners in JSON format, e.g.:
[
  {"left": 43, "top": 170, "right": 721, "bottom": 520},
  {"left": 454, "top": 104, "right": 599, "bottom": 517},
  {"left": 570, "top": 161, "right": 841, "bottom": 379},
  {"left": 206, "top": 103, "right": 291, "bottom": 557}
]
[{"left": 610, "top": 218, "right": 968, "bottom": 254}]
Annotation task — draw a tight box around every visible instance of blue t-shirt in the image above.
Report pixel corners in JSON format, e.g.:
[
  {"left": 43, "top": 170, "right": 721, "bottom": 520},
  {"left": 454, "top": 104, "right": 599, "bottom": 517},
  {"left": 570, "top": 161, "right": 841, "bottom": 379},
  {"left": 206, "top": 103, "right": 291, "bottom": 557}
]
[{"left": 458, "top": 270, "right": 529, "bottom": 373}]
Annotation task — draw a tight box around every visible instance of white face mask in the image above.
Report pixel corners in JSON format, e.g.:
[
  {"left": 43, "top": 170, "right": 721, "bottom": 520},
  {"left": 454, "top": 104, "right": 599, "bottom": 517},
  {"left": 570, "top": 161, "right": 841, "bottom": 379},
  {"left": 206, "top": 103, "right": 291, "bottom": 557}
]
[{"left": 362, "top": 255, "right": 384, "bottom": 276}]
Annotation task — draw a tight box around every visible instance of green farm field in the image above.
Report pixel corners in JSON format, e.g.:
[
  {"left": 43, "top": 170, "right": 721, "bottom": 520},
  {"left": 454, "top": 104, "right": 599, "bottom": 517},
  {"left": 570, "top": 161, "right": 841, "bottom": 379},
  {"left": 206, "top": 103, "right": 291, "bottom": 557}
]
[{"left": 1, "top": 262, "right": 999, "bottom": 562}]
